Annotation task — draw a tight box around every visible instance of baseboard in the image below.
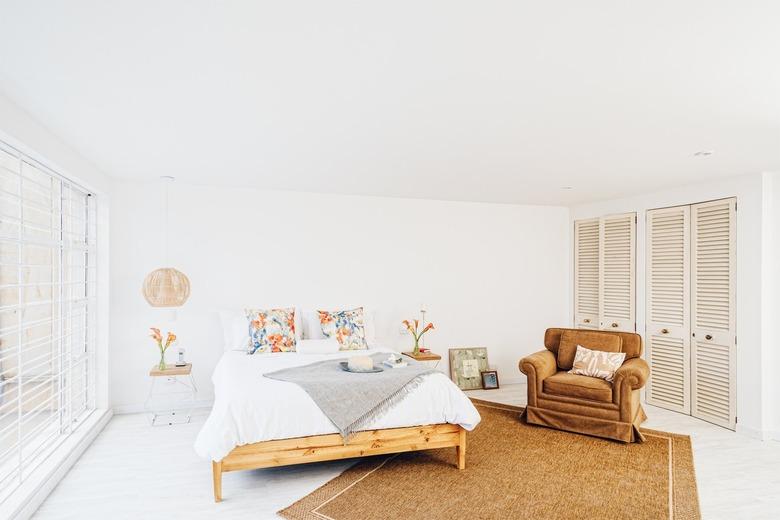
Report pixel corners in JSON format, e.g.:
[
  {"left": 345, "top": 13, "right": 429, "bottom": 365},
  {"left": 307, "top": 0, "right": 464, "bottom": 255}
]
[
  {"left": 112, "top": 398, "right": 214, "bottom": 415},
  {"left": 3, "top": 408, "right": 112, "bottom": 520},
  {"left": 736, "top": 423, "right": 769, "bottom": 441},
  {"left": 497, "top": 377, "right": 525, "bottom": 386}
]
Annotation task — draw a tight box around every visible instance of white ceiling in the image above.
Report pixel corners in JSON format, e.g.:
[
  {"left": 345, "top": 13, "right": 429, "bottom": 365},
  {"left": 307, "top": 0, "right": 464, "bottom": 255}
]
[{"left": 0, "top": 1, "right": 778, "bottom": 205}]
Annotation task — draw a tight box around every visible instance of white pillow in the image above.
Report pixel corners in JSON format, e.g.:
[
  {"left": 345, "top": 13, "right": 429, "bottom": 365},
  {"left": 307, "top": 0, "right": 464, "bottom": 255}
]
[
  {"left": 296, "top": 338, "right": 340, "bottom": 355},
  {"left": 218, "top": 307, "right": 303, "bottom": 352},
  {"left": 301, "top": 309, "right": 326, "bottom": 340},
  {"left": 363, "top": 309, "right": 377, "bottom": 347},
  {"left": 218, "top": 310, "right": 249, "bottom": 351}
]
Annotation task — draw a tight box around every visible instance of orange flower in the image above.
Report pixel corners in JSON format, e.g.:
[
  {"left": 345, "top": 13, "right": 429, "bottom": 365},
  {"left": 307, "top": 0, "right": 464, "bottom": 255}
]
[
  {"left": 422, "top": 323, "right": 434, "bottom": 333},
  {"left": 414, "top": 319, "right": 419, "bottom": 330},
  {"left": 149, "top": 328, "right": 162, "bottom": 342},
  {"left": 165, "top": 332, "right": 177, "bottom": 348},
  {"left": 268, "top": 334, "right": 283, "bottom": 352},
  {"left": 319, "top": 311, "right": 333, "bottom": 324}
]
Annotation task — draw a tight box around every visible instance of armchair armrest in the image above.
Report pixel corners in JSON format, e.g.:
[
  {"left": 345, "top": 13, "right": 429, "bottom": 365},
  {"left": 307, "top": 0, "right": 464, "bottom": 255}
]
[
  {"left": 612, "top": 357, "right": 649, "bottom": 390},
  {"left": 519, "top": 350, "right": 557, "bottom": 380}
]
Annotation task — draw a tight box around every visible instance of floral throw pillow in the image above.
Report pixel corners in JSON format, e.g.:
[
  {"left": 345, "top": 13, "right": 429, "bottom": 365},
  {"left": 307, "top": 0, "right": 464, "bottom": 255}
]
[
  {"left": 245, "top": 308, "right": 297, "bottom": 354},
  {"left": 568, "top": 345, "right": 626, "bottom": 382},
  {"left": 317, "top": 308, "right": 368, "bottom": 351}
]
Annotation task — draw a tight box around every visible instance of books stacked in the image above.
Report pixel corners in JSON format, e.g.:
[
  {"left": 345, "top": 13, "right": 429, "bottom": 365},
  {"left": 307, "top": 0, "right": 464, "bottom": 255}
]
[{"left": 383, "top": 354, "right": 408, "bottom": 369}]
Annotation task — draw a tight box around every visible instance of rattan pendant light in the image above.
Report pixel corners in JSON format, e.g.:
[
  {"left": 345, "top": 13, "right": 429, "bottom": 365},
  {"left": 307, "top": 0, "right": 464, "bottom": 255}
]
[{"left": 142, "top": 176, "right": 191, "bottom": 307}]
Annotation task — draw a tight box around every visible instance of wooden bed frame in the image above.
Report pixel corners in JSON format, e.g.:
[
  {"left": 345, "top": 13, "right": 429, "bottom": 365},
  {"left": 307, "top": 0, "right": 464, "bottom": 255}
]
[{"left": 212, "top": 422, "right": 467, "bottom": 502}]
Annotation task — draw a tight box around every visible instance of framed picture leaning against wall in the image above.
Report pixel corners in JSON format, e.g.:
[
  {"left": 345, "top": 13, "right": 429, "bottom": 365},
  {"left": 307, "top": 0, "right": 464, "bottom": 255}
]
[{"left": 449, "top": 347, "right": 489, "bottom": 390}]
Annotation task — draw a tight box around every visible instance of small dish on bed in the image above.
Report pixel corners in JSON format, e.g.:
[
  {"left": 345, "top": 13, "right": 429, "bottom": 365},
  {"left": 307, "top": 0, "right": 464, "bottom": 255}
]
[{"left": 339, "top": 361, "right": 384, "bottom": 373}]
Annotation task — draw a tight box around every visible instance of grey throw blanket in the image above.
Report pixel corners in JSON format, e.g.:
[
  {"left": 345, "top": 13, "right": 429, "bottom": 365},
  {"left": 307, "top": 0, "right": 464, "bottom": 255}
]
[{"left": 264, "top": 353, "right": 436, "bottom": 441}]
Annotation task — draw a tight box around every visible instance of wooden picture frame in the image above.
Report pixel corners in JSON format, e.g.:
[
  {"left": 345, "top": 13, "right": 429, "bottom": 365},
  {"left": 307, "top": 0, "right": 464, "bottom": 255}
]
[
  {"left": 481, "top": 370, "right": 499, "bottom": 390},
  {"left": 448, "top": 347, "right": 489, "bottom": 390}
]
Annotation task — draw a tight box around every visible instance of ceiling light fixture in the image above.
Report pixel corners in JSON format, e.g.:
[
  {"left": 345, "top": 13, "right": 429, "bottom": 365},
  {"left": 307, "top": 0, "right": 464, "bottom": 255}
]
[
  {"left": 142, "top": 176, "right": 191, "bottom": 308},
  {"left": 560, "top": 186, "right": 574, "bottom": 190},
  {"left": 693, "top": 150, "right": 714, "bottom": 157}
]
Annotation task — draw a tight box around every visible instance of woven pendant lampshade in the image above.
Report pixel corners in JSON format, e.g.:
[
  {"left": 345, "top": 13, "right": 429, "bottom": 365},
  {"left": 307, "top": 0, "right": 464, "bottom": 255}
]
[
  {"left": 142, "top": 176, "right": 191, "bottom": 308},
  {"left": 142, "top": 267, "right": 190, "bottom": 307}
]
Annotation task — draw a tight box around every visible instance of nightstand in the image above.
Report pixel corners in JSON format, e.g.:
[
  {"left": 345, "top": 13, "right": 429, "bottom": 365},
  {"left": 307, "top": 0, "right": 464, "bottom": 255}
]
[
  {"left": 402, "top": 351, "right": 442, "bottom": 369},
  {"left": 144, "top": 363, "right": 197, "bottom": 426}
]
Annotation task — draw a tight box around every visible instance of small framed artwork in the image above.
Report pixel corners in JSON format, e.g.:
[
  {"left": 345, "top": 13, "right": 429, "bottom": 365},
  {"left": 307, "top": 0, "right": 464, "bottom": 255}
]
[
  {"left": 481, "top": 370, "right": 499, "bottom": 390},
  {"left": 449, "top": 347, "right": 489, "bottom": 390}
]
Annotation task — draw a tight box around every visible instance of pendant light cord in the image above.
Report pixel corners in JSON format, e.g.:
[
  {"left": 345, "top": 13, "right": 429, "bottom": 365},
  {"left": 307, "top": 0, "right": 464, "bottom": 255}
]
[{"left": 163, "top": 176, "right": 172, "bottom": 266}]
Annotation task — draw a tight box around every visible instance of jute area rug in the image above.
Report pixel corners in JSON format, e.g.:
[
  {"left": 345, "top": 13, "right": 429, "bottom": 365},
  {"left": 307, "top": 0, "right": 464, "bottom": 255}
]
[{"left": 279, "top": 400, "right": 700, "bottom": 520}]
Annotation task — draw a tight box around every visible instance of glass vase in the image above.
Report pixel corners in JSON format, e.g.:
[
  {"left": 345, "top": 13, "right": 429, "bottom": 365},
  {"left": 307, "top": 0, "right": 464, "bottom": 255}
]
[
  {"left": 412, "top": 338, "right": 420, "bottom": 356},
  {"left": 158, "top": 349, "right": 167, "bottom": 371}
]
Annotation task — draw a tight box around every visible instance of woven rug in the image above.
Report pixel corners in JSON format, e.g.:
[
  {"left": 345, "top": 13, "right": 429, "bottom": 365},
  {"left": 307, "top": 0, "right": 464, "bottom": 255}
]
[{"left": 279, "top": 400, "right": 700, "bottom": 520}]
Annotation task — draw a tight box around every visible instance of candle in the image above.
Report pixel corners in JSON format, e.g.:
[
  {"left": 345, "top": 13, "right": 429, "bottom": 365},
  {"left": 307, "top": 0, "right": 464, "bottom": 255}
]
[{"left": 348, "top": 356, "right": 373, "bottom": 371}]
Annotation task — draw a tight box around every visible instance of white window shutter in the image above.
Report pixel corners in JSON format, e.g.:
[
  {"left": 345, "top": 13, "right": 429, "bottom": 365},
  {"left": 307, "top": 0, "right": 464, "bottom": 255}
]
[
  {"left": 691, "top": 198, "right": 736, "bottom": 430},
  {"left": 574, "top": 218, "right": 599, "bottom": 329},
  {"left": 599, "top": 213, "right": 636, "bottom": 331},
  {"left": 646, "top": 206, "right": 691, "bottom": 414}
]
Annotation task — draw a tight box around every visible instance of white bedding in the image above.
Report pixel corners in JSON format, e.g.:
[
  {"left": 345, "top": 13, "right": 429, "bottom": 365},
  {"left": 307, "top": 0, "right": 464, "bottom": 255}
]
[{"left": 194, "top": 349, "right": 481, "bottom": 461}]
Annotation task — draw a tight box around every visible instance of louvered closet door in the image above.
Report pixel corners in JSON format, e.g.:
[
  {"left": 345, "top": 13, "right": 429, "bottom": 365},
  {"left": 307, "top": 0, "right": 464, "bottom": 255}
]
[
  {"left": 646, "top": 206, "right": 690, "bottom": 414},
  {"left": 599, "top": 213, "right": 636, "bottom": 331},
  {"left": 691, "top": 198, "right": 737, "bottom": 429},
  {"left": 574, "top": 219, "right": 600, "bottom": 329}
]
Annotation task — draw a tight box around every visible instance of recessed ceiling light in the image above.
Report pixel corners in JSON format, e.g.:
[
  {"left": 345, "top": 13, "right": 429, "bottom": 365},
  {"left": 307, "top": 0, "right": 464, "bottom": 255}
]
[
  {"left": 560, "top": 186, "right": 574, "bottom": 190},
  {"left": 693, "top": 150, "right": 714, "bottom": 157}
]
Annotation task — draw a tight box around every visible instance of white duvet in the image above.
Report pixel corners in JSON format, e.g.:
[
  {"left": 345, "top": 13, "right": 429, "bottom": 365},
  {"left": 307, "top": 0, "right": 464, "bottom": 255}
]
[{"left": 194, "top": 349, "right": 481, "bottom": 461}]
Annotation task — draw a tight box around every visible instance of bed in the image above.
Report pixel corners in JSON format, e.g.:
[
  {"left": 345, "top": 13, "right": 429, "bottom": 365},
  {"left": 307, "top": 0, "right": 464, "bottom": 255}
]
[{"left": 194, "top": 348, "right": 481, "bottom": 502}]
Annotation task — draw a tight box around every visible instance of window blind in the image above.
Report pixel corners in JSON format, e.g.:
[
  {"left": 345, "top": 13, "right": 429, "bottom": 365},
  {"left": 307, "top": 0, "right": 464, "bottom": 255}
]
[{"left": 0, "top": 140, "right": 97, "bottom": 503}]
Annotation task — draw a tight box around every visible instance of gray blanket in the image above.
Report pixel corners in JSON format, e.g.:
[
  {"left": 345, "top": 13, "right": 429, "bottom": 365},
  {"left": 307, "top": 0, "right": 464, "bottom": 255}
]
[{"left": 264, "top": 353, "right": 436, "bottom": 441}]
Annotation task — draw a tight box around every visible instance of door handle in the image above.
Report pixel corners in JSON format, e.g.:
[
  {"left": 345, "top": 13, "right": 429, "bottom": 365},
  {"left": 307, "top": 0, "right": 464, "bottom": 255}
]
[
  {"left": 660, "top": 328, "right": 669, "bottom": 334},
  {"left": 705, "top": 334, "right": 713, "bottom": 340},
  {"left": 611, "top": 322, "right": 619, "bottom": 328}
]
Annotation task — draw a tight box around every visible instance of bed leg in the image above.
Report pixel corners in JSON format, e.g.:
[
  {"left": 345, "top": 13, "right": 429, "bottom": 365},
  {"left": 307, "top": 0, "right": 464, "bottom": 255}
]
[
  {"left": 456, "top": 427, "right": 466, "bottom": 470},
  {"left": 212, "top": 461, "right": 223, "bottom": 502}
]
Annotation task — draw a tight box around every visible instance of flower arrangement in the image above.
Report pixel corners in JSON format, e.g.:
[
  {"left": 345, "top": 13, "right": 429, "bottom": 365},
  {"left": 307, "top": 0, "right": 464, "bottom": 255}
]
[
  {"left": 150, "top": 327, "right": 177, "bottom": 370},
  {"left": 402, "top": 319, "right": 434, "bottom": 356}
]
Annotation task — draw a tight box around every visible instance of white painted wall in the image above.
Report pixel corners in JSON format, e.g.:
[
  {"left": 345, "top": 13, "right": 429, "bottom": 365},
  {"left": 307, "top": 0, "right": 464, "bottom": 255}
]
[
  {"left": 0, "top": 91, "right": 112, "bottom": 410},
  {"left": 763, "top": 172, "right": 780, "bottom": 440},
  {"left": 109, "top": 181, "right": 570, "bottom": 411},
  {"left": 570, "top": 173, "right": 770, "bottom": 438}
]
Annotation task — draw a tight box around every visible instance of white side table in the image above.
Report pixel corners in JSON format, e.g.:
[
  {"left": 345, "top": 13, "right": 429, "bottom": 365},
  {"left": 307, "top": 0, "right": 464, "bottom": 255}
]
[{"left": 144, "top": 363, "right": 197, "bottom": 426}]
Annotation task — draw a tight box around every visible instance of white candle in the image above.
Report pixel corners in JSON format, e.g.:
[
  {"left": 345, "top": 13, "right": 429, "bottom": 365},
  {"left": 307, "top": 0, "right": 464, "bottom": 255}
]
[{"left": 348, "top": 356, "right": 373, "bottom": 371}]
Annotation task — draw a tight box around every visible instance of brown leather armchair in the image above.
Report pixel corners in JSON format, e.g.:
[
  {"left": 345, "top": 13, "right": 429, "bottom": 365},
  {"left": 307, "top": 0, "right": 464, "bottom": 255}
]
[{"left": 519, "top": 328, "right": 649, "bottom": 443}]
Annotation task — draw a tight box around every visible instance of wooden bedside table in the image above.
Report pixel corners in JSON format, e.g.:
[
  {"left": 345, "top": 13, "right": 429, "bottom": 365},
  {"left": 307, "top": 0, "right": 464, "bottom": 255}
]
[
  {"left": 145, "top": 363, "right": 197, "bottom": 426},
  {"left": 402, "top": 351, "right": 442, "bottom": 369}
]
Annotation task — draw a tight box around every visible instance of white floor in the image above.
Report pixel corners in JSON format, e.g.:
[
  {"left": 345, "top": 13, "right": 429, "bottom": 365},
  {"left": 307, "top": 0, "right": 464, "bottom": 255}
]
[{"left": 33, "top": 384, "right": 780, "bottom": 520}]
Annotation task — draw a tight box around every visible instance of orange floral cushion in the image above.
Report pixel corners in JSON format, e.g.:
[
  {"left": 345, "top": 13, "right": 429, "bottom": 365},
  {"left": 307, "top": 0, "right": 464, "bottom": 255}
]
[
  {"left": 317, "top": 308, "right": 368, "bottom": 351},
  {"left": 245, "top": 308, "right": 297, "bottom": 353}
]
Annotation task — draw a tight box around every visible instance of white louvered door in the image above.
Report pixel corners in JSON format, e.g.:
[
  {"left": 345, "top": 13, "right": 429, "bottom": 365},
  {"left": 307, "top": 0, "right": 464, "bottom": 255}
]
[
  {"left": 599, "top": 213, "right": 636, "bottom": 332},
  {"left": 646, "top": 206, "right": 690, "bottom": 414},
  {"left": 691, "top": 198, "right": 736, "bottom": 429},
  {"left": 574, "top": 219, "right": 599, "bottom": 329}
]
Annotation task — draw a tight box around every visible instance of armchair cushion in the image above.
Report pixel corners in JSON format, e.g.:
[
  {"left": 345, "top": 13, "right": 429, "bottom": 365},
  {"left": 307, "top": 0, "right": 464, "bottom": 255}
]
[
  {"left": 557, "top": 329, "right": 622, "bottom": 370},
  {"left": 543, "top": 372, "right": 613, "bottom": 403}
]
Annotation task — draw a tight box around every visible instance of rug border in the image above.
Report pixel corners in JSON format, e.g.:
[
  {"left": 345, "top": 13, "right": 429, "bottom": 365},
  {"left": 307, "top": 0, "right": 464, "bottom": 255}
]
[{"left": 278, "top": 400, "right": 701, "bottom": 520}]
